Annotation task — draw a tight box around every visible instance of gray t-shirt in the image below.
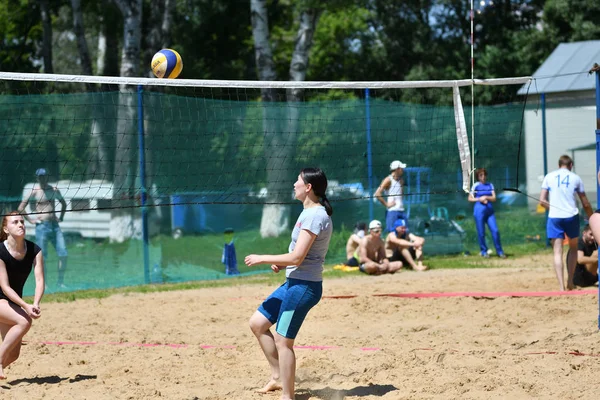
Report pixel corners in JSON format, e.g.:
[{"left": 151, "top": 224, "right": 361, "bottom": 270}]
[{"left": 286, "top": 205, "right": 333, "bottom": 282}]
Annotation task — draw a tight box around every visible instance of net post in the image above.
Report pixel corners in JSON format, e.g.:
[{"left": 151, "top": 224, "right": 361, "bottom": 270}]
[
  {"left": 137, "top": 85, "right": 150, "bottom": 284},
  {"left": 594, "top": 69, "right": 600, "bottom": 330},
  {"left": 541, "top": 92, "right": 550, "bottom": 248},
  {"left": 365, "top": 88, "right": 374, "bottom": 222}
]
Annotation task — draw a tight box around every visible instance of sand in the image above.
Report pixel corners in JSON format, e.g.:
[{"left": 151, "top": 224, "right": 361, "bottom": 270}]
[{"left": 2, "top": 252, "right": 600, "bottom": 400}]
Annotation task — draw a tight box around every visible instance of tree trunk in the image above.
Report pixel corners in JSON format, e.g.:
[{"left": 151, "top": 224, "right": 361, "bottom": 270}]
[
  {"left": 251, "top": 0, "right": 290, "bottom": 237},
  {"left": 71, "top": 0, "right": 100, "bottom": 180},
  {"left": 70, "top": 0, "right": 93, "bottom": 76},
  {"left": 287, "top": 9, "right": 320, "bottom": 101},
  {"left": 91, "top": 0, "right": 119, "bottom": 180},
  {"left": 39, "top": 0, "right": 53, "bottom": 73},
  {"left": 146, "top": 0, "right": 174, "bottom": 77},
  {"left": 97, "top": 0, "right": 120, "bottom": 78},
  {"left": 284, "top": 8, "right": 321, "bottom": 205},
  {"left": 110, "top": 0, "right": 143, "bottom": 243}
]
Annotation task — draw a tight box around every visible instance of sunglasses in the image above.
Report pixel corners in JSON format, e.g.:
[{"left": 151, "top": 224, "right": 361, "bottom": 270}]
[{"left": 371, "top": 229, "right": 381, "bottom": 233}]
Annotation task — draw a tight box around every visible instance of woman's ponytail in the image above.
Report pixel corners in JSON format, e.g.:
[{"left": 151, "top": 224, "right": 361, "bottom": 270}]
[{"left": 320, "top": 194, "right": 333, "bottom": 216}]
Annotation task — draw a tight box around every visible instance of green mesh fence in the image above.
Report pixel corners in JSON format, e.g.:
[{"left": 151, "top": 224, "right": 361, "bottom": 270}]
[{"left": 0, "top": 81, "right": 547, "bottom": 294}]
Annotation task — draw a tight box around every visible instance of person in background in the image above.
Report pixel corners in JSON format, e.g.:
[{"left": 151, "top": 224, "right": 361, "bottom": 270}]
[
  {"left": 468, "top": 168, "right": 506, "bottom": 259},
  {"left": 357, "top": 220, "right": 403, "bottom": 275},
  {"left": 344, "top": 221, "right": 366, "bottom": 266},
  {"left": 375, "top": 160, "right": 407, "bottom": 232},
  {"left": 385, "top": 219, "right": 428, "bottom": 271},
  {"left": 589, "top": 167, "right": 600, "bottom": 270},
  {"left": 539, "top": 155, "right": 593, "bottom": 291},
  {"left": 566, "top": 225, "right": 598, "bottom": 287},
  {"left": 18, "top": 168, "right": 68, "bottom": 289}
]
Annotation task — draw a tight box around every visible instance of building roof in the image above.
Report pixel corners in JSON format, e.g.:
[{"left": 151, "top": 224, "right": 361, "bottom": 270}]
[
  {"left": 568, "top": 143, "right": 596, "bottom": 152},
  {"left": 517, "top": 40, "right": 600, "bottom": 95}
]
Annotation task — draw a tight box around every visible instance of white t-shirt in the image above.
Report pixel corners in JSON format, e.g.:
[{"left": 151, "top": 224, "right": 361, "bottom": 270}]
[
  {"left": 387, "top": 174, "right": 404, "bottom": 211},
  {"left": 541, "top": 168, "right": 585, "bottom": 218},
  {"left": 286, "top": 206, "right": 332, "bottom": 282}
]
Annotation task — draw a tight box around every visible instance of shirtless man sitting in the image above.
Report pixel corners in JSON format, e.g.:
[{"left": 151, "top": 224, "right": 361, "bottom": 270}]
[
  {"left": 358, "top": 220, "right": 403, "bottom": 275},
  {"left": 385, "top": 219, "right": 428, "bottom": 271},
  {"left": 344, "top": 221, "right": 366, "bottom": 266}
]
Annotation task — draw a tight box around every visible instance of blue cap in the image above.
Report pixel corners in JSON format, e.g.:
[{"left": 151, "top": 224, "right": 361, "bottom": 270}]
[
  {"left": 35, "top": 168, "right": 48, "bottom": 176},
  {"left": 393, "top": 219, "right": 407, "bottom": 229}
]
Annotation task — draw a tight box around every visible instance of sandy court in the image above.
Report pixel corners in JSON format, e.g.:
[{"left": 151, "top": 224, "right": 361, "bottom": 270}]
[{"left": 2, "top": 253, "right": 600, "bottom": 399}]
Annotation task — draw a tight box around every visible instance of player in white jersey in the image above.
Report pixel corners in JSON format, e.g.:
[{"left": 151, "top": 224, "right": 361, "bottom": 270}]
[
  {"left": 539, "top": 155, "right": 593, "bottom": 291},
  {"left": 375, "top": 160, "right": 407, "bottom": 232}
]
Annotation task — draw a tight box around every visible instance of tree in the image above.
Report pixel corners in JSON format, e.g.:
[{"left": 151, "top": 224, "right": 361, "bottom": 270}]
[
  {"left": 251, "top": 0, "right": 322, "bottom": 237},
  {"left": 110, "top": 0, "right": 143, "bottom": 242},
  {"left": 70, "top": 0, "right": 93, "bottom": 75},
  {"left": 39, "top": 0, "right": 54, "bottom": 73}
]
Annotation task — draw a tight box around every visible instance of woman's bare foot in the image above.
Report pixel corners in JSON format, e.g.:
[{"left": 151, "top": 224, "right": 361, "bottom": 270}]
[
  {"left": 0, "top": 365, "right": 6, "bottom": 380},
  {"left": 256, "top": 379, "right": 282, "bottom": 393}
]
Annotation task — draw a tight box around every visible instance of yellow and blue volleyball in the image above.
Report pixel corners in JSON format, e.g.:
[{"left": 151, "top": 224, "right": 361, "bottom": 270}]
[{"left": 151, "top": 49, "right": 183, "bottom": 79}]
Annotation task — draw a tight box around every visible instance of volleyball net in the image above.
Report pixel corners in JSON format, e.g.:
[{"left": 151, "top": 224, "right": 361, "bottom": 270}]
[{"left": 0, "top": 72, "right": 559, "bottom": 292}]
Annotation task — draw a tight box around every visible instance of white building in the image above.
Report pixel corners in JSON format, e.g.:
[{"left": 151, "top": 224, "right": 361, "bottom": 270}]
[
  {"left": 21, "top": 180, "right": 113, "bottom": 239},
  {"left": 518, "top": 40, "right": 600, "bottom": 209}
]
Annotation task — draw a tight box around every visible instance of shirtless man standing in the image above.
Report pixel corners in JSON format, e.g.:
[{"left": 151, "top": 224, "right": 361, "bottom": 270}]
[
  {"left": 18, "top": 168, "right": 68, "bottom": 288},
  {"left": 358, "top": 220, "right": 403, "bottom": 275}
]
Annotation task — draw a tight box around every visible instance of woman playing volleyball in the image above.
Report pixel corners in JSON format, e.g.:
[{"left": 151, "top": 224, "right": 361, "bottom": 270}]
[
  {"left": 0, "top": 212, "right": 44, "bottom": 379},
  {"left": 245, "top": 168, "right": 333, "bottom": 400}
]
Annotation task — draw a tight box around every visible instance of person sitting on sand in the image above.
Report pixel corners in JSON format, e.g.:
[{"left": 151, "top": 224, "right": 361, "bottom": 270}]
[
  {"left": 385, "top": 219, "right": 428, "bottom": 271},
  {"left": 357, "top": 220, "right": 403, "bottom": 275},
  {"left": 344, "top": 221, "right": 366, "bottom": 266}
]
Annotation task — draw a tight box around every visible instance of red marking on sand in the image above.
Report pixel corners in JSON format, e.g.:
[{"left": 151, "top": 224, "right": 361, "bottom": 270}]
[
  {"left": 42, "top": 341, "right": 98, "bottom": 346},
  {"left": 293, "top": 345, "right": 340, "bottom": 350},
  {"left": 41, "top": 341, "right": 231, "bottom": 349},
  {"left": 373, "top": 289, "right": 597, "bottom": 299},
  {"left": 361, "top": 347, "right": 380, "bottom": 351},
  {"left": 526, "top": 351, "right": 600, "bottom": 357},
  {"left": 322, "top": 295, "right": 358, "bottom": 299}
]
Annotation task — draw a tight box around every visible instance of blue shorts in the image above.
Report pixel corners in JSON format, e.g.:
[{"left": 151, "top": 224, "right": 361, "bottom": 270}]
[
  {"left": 385, "top": 210, "right": 406, "bottom": 232},
  {"left": 35, "top": 221, "right": 68, "bottom": 258},
  {"left": 546, "top": 215, "right": 580, "bottom": 239},
  {"left": 258, "top": 278, "right": 322, "bottom": 339}
]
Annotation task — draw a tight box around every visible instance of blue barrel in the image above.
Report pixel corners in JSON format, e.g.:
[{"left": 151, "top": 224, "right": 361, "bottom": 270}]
[{"left": 170, "top": 194, "right": 207, "bottom": 236}]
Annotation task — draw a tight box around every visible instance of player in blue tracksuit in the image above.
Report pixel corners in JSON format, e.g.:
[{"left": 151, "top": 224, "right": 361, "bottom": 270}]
[{"left": 468, "top": 168, "right": 506, "bottom": 258}]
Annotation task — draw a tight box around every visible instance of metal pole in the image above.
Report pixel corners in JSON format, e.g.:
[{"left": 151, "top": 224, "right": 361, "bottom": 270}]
[
  {"left": 541, "top": 93, "right": 550, "bottom": 247},
  {"left": 595, "top": 71, "right": 600, "bottom": 210},
  {"left": 366, "top": 88, "right": 374, "bottom": 222},
  {"left": 594, "top": 70, "right": 600, "bottom": 330},
  {"left": 137, "top": 85, "right": 150, "bottom": 284}
]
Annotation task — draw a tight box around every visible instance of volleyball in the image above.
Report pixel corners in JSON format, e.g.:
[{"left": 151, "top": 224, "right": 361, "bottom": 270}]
[{"left": 151, "top": 49, "right": 183, "bottom": 79}]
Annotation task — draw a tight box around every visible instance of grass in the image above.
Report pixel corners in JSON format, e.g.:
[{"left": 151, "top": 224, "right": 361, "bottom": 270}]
[
  {"left": 30, "top": 239, "right": 550, "bottom": 304},
  {"left": 25, "top": 206, "right": 555, "bottom": 301}
]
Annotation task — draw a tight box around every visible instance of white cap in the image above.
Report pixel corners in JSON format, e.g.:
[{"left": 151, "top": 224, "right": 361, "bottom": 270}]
[
  {"left": 390, "top": 160, "right": 407, "bottom": 170},
  {"left": 369, "top": 220, "right": 382, "bottom": 230}
]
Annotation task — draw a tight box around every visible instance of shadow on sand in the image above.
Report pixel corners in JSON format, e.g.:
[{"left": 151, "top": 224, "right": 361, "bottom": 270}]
[
  {"left": 296, "top": 383, "right": 398, "bottom": 399},
  {"left": 7, "top": 374, "right": 97, "bottom": 386}
]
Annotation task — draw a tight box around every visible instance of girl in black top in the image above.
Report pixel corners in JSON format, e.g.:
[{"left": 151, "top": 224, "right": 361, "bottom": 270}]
[{"left": 0, "top": 212, "right": 44, "bottom": 379}]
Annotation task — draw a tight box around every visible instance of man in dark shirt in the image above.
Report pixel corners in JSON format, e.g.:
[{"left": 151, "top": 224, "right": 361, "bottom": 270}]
[{"left": 570, "top": 224, "right": 598, "bottom": 287}]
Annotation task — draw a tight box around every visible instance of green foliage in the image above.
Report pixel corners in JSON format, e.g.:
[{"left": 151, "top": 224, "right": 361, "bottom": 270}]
[
  {"left": 0, "top": 0, "right": 43, "bottom": 74},
  {"left": 0, "top": 0, "right": 597, "bottom": 85}
]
